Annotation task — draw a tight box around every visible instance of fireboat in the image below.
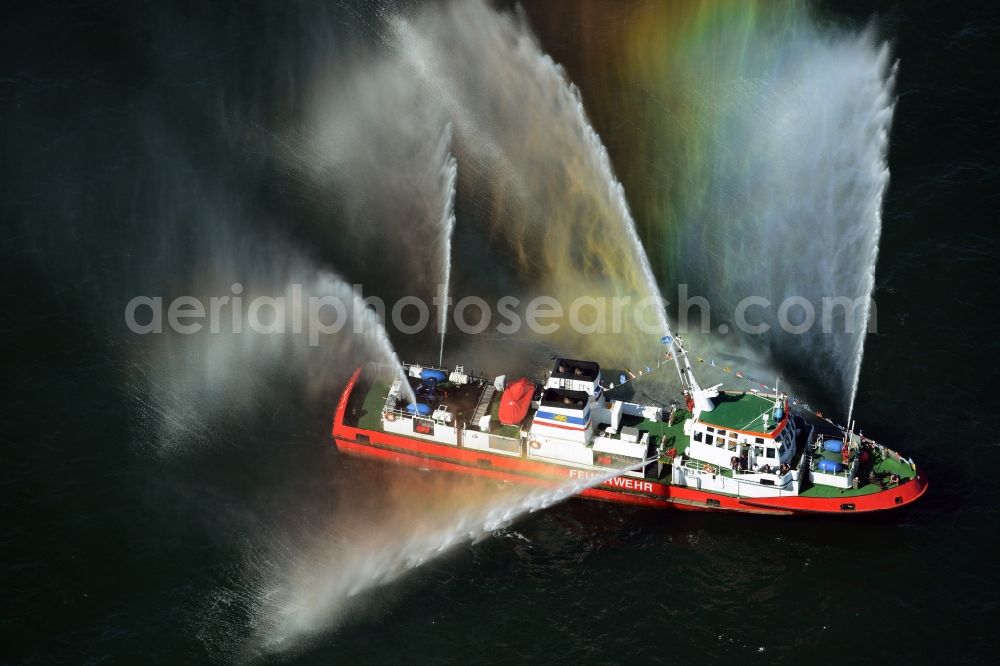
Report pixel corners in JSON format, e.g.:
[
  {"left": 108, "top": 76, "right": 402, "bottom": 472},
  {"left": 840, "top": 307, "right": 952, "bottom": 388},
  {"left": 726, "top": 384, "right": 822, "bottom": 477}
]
[{"left": 332, "top": 336, "right": 926, "bottom": 515}]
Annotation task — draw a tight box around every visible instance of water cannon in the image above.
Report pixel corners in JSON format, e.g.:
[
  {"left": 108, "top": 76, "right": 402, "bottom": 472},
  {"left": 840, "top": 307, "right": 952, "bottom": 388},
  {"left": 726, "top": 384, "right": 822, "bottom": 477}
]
[{"left": 692, "top": 382, "right": 722, "bottom": 413}]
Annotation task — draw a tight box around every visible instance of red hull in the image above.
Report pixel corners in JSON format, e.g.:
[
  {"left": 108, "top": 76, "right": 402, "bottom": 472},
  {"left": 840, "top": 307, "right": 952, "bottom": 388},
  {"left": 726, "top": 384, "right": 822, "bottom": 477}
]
[{"left": 333, "top": 370, "right": 928, "bottom": 516}]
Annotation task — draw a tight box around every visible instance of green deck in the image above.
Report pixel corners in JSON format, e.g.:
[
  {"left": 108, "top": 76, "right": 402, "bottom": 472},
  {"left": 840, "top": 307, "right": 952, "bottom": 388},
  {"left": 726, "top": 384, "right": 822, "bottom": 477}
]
[
  {"left": 800, "top": 450, "right": 918, "bottom": 497},
  {"left": 356, "top": 380, "right": 390, "bottom": 432},
  {"left": 799, "top": 481, "right": 881, "bottom": 498},
  {"left": 698, "top": 392, "right": 775, "bottom": 433},
  {"left": 617, "top": 412, "right": 691, "bottom": 459},
  {"left": 877, "top": 455, "right": 917, "bottom": 480}
]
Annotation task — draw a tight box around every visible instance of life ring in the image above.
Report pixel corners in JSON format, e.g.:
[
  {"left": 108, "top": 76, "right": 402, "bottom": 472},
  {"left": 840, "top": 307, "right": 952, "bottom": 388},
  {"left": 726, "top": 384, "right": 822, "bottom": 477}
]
[
  {"left": 384, "top": 411, "right": 396, "bottom": 422},
  {"left": 528, "top": 438, "right": 541, "bottom": 450}
]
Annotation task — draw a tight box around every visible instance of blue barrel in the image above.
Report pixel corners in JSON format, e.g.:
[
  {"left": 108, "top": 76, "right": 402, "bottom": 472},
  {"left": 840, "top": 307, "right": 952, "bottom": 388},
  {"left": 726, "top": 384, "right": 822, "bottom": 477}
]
[
  {"left": 823, "top": 439, "right": 845, "bottom": 453},
  {"left": 772, "top": 407, "right": 784, "bottom": 421},
  {"left": 419, "top": 369, "right": 447, "bottom": 382},
  {"left": 405, "top": 402, "right": 432, "bottom": 415},
  {"left": 817, "top": 459, "right": 843, "bottom": 473}
]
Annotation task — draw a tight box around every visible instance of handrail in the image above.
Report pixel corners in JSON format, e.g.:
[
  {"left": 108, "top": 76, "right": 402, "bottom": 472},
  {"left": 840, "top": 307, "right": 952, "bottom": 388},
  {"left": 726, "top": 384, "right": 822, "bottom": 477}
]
[
  {"left": 402, "top": 361, "right": 491, "bottom": 384},
  {"left": 679, "top": 459, "right": 796, "bottom": 491},
  {"left": 682, "top": 459, "right": 720, "bottom": 475},
  {"left": 808, "top": 456, "right": 856, "bottom": 477}
]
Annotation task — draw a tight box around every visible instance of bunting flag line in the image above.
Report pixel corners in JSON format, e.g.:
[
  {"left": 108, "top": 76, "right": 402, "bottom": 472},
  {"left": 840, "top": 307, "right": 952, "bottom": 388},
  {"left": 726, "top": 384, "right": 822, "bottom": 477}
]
[{"left": 600, "top": 348, "right": 850, "bottom": 439}]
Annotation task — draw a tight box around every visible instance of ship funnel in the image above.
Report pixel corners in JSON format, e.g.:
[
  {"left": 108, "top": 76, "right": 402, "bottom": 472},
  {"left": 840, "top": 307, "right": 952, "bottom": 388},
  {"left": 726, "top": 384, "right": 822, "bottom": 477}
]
[{"left": 692, "top": 383, "right": 723, "bottom": 413}]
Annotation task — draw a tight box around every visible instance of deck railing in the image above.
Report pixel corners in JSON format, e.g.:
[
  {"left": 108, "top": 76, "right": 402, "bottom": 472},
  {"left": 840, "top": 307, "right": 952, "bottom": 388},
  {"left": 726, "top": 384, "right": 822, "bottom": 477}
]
[
  {"left": 808, "top": 454, "right": 859, "bottom": 478},
  {"left": 682, "top": 456, "right": 799, "bottom": 487}
]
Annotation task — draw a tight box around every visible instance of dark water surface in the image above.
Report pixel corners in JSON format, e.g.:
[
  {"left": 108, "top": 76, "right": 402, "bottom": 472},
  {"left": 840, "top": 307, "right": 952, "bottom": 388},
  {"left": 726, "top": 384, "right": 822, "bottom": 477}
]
[{"left": 3, "top": 1, "right": 998, "bottom": 664}]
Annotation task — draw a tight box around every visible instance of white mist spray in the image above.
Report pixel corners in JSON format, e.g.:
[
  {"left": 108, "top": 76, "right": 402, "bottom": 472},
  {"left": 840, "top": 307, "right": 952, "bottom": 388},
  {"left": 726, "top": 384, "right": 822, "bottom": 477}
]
[
  {"left": 436, "top": 124, "right": 457, "bottom": 367},
  {"left": 242, "top": 460, "right": 650, "bottom": 654},
  {"left": 661, "top": 21, "right": 896, "bottom": 417},
  {"left": 132, "top": 225, "right": 415, "bottom": 454}
]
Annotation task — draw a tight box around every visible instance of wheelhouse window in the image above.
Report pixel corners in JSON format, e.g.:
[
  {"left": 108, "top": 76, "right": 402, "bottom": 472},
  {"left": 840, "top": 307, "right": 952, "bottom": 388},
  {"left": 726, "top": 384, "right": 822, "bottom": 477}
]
[
  {"left": 706, "top": 434, "right": 714, "bottom": 445},
  {"left": 767, "top": 448, "right": 776, "bottom": 459},
  {"left": 755, "top": 437, "right": 764, "bottom": 444},
  {"left": 694, "top": 431, "right": 703, "bottom": 442}
]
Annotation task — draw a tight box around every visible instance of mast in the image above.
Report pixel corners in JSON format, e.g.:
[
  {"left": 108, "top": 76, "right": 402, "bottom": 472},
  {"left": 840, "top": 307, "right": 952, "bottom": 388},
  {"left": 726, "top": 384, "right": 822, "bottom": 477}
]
[
  {"left": 663, "top": 327, "right": 717, "bottom": 413},
  {"left": 661, "top": 325, "right": 687, "bottom": 390}
]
